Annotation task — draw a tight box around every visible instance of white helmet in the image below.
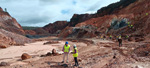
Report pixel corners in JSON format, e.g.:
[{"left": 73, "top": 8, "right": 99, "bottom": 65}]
[{"left": 73, "top": 44, "right": 76, "bottom": 48}]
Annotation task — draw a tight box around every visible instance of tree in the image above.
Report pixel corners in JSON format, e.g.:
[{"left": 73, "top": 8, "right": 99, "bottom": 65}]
[{"left": 5, "top": 8, "right": 7, "bottom": 12}]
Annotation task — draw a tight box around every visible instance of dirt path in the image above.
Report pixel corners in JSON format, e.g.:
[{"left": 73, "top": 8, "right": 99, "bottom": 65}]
[
  {"left": 1, "top": 38, "right": 150, "bottom": 68},
  {"left": 0, "top": 37, "right": 88, "bottom": 67},
  {"left": 0, "top": 41, "right": 57, "bottom": 62}
]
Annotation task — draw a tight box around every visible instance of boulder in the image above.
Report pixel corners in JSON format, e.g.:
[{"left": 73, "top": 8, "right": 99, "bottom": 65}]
[
  {"left": 52, "top": 49, "right": 57, "bottom": 54},
  {"left": 72, "top": 40, "right": 78, "bottom": 42},
  {"left": 0, "top": 62, "right": 9, "bottom": 66},
  {"left": 40, "top": 55, "right": 46, "bottom": 57},
  {"left": 128, "top": 37, "right": 134, "bottom": 41},
  {"left": 103, "top": 45, "right": 111, "bottom": 47},
  {"left": 52, "top": 49, "right": 59, "bottom": 56},
  {"left": 78, "top": 58, "right": 82, "bottom": 62},
  {"left": 43, "top": 41, "right": 59, "bottom": 45},
  {"left": 21, "top": 53, "right": 31, "bottom": 60},
  {"left": 0, "top": 45, "right": 7, "bottom": 48},
  {"left": 46, "top": 52, "right": 52, "bottom": 56},
  {"left": 41, "top": 52, "right": 52, "bottom": 57}
]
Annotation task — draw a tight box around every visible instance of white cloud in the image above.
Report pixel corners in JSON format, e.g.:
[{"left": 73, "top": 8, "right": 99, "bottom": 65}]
[{"left": 0, "top": 0, "right": 120, "bottom": 27}]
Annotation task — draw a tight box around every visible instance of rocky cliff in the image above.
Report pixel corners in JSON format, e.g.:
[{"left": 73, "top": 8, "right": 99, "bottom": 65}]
[
  {"left": 58, "top": 0, "right": 139, "bottom": 38},
  {"left": 43, "top": 21, "right": 68, "bottom": 34},
  {"left": 0, "top": 7, "right": 25, "bottom": 35},
  {"left": 34, "top": 0, "right": 150, "bottom": 39},
  {"left": 0, "top": 7, "right": 31, "bottom": 48}
]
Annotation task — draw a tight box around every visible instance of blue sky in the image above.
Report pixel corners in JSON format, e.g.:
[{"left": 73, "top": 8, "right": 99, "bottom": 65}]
[{"left": 0, "top": 0, "right": 120, "bottom": 27}]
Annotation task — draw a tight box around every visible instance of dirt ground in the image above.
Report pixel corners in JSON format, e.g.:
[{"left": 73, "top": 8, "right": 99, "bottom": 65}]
[{"left": 0, "top": 37, "right": 150, "bottom": 68}]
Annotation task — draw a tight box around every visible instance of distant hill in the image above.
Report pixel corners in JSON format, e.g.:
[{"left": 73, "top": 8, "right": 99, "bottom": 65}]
[{"left": 22, "top": 26, "right": 40, "bottom": 30}]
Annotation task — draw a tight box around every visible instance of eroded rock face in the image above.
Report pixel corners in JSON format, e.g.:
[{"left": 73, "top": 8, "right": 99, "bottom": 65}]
[
  {"left": 43, "top": 21, "right": 68, "bottom": 34},
  {"left": 0, "top": 7, "right": 25, "bottom": 35},
  {"left": 97, "top": 0, "right": 137, "bottom": 16},
  {"left": 39, "top": 0, "right": 140, "bottom": 38},
  {"left": 0, "top": 29, "right": 32, "bottom": 47},
  {"left": 68, "top": 14, "right": 95, "bottom": 27},
  {"left": 59, "top": 25, "right": 98, "bottom": 38},
  {"left": 0, "top": 7, "right": 3, "bottom": 12},
  {"left": 24, "top": 30, "right": 36, "bottom": 35},
  {"left": 0, "top": 7, "right": 31, "bottom": 47}
]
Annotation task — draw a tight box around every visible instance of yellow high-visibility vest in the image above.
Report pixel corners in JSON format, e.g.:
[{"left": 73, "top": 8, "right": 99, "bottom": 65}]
[
  {"left": 73, "top": 48, "right": 78, "bottom": 57},
  {"left": 110, "top": 35, "right": 112, "bottom": 37},
  {"left": 64, "top": 45, "right": 70, "bottom": 52},
  {"left": 119, "top": 36, "right": 121, "bottom": 39}
]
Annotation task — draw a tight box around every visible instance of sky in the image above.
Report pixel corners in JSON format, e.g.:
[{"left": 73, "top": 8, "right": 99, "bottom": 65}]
[{"left": 0, "top": 0, "right": 120, "bottom": 27}]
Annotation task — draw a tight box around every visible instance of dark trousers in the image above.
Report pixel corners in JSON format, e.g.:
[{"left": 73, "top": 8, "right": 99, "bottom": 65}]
[
  {"left": 118, "top": 39, "right": 122, "bottom": 47},
  {"left": 119, "top": 42, "right": 122, "bottom": 47},
  {"left": 74, "top": 57, "right": 78, "bottom": 66}
]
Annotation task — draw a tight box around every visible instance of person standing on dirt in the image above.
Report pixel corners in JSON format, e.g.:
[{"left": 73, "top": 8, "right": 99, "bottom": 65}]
[
  {"left": 72, "top": 44, "right": 79, "bottom": 66},
  {"left": 126, "top": 35, "right": 129, "bottom": 39},
  {"left": 110, "top": 35, "right": 112, "bottom": 39},
  {"left": 118, "top": 35, "right": 122, "bottom": 47},
  {"left": 62, "top": 41, "right": 70, "bottom": 63}
]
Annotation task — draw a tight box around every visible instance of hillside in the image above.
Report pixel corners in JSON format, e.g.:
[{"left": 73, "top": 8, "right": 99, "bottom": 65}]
[
  {"left": 0, "top": 7, "right": 32, "bottom": 48},
  {"left": 36, "top": 0, "right": 147, "bottom": 39},
  {"left": 57, "top": 0, "right": 150, "bottom": 40},
  {"left": 1, "top": 0, "right": 150, "bottom": 68}
]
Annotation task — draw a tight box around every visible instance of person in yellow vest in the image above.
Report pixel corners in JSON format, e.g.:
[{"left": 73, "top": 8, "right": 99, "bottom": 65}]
[
  {"left": 118, "top": 35, "right": 122, "bottom": 47},
  {"left": 72, "top": 44, "right": 79, "bottom": 66},
  {"left": 101, "top": 35, "right": 103, "bottom": 40},
  {"left": 62, "top": 41, "right": 70, "bottom": 63},
  {"left": 110, "top": 35, "right": 112, "bottom": 39}
]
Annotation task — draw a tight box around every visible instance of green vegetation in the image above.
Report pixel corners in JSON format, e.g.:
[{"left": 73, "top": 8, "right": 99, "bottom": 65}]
[{"left": 22, "top": 26, "right": 41, "bottom": 30}]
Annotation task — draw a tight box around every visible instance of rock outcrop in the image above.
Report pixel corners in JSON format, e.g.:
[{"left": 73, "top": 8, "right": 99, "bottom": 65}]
[
  {"left": 28, "top": 0, "right": 150, "bottom": 40},
  {"left": 96, "top": 0, "right": 137, "bottom": 16},
  {"left": 42, "top": 0, "right": 140, "bottom": 38},
  {"left": 0, "top": 7, "right": 32, "bottom": 47},
  {"left": 0, "top": 29, "right": 31, "bottom": 46},
  {"left": 59, "top": 25, "right": 98, "bottom": 38},
  {"left": 68, "top": 14, "right": 95, "bottom": 27},
  {"left": 24, "top": 30, "right": 37, "bottom": 35},
  {"left": 43, "top": 21, "right": 68, "bottom": 34},
  {"left": 0, "top": 7, "right": 25, "bottom": 35}
]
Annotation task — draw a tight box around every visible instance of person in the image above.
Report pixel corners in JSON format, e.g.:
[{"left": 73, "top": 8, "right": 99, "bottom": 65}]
[
  {"left": 130, "top": 25, "right": 133, "bottom": 28},
  {"left": 126, "top": 35, "right": 129, "bottom": 39},
  {"left": 62, "top": 41, "right": 70, "bottom": 63},
  {"left": 128, "top": 24, "right": 133, "bottom": 29},
  {"left": 72, "top": 44, "right": 79, "bottom": 66},
  {"left": 101, "top": 35, "right": 103, "bottom": 40},
  {"left": 110, "top": 35, "right": 112, "bottom": 39},
  {"left": 103, "top": 35, "right": 106, "bottom": 40},
  {"left": 118, "top": 35, "right": 122, "bottom": 47}
]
